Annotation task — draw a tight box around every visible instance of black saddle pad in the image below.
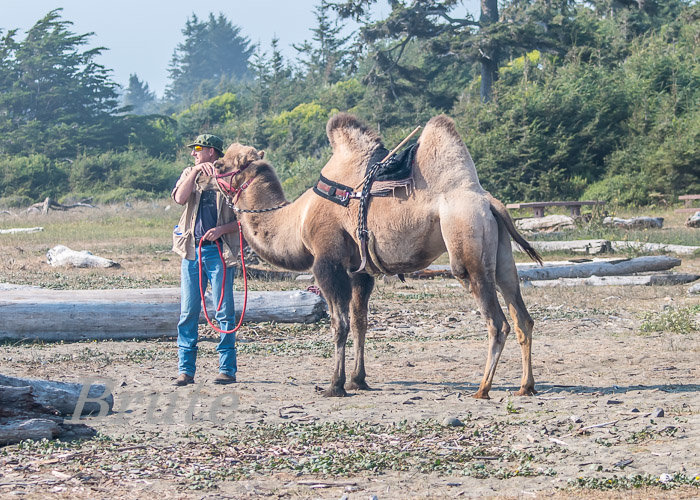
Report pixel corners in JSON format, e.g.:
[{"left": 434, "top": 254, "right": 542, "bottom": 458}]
[{"left": 366, "top": 143, "right": 417, "bottom": 182}]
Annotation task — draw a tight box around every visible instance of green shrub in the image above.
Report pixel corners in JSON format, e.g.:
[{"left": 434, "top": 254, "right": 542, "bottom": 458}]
[
  {"left": 69, "top": 150, "right": 184, "bottom": 196},
  {"left": 0, "top": 194, "right": 34, "bottom": 208},
  {"left": 0, "top": 154, "right": 69, "bottom": 199}
]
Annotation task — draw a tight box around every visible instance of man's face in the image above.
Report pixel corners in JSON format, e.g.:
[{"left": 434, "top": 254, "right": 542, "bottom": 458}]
[{"left": 191, "top": 146, "right": 219, "bottom": 165}]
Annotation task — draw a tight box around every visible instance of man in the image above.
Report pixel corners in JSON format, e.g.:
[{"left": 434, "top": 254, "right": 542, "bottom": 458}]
[{"left": 171, "top": 134, "right": 239, "bottom": 386}]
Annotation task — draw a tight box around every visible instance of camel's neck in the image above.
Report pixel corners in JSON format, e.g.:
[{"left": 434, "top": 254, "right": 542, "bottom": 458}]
[{"left": 235, "top": 166, "right": 313, "bottom": 272}]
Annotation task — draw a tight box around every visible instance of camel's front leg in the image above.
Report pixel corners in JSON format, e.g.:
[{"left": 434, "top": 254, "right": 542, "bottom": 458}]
[
  {"left": 313, "top": 259, "right": 351, "bottom": 397},
  {"left": 346, "top": 272, "right": 374, "bottom": 391}
]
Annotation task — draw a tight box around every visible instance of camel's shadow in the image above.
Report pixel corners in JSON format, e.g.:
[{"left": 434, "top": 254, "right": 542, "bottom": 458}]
[{"left": 382, "top": 380, "right": 700, "bottom": 396}]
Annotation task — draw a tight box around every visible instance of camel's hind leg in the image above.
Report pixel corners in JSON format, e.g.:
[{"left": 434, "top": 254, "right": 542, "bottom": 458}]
[
  {"left": 444, "top": 216, "right": 510, "bottom": 400},
  {"left": 495, "top": 226, "right": 536, "bottom": 396},
  {"left": 346, "top": 272, "right": 374, "bottom": 391}
]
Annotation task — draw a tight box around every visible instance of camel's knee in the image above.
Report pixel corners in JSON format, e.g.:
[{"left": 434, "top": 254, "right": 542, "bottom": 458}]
[
  {"left": 487, "top": 321, "right": 509, "bottom": 345},
  {"left": 513, "top": 317, "right": 534, "bottom": 345}
]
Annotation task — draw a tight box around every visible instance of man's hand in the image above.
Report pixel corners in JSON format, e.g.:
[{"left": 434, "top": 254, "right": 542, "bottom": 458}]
[
  {"left": 202, "top": 226, "right": 224, "bottom": 241},
  {"left": 195, "top": 161, "right": 216, "bottom": 177}
]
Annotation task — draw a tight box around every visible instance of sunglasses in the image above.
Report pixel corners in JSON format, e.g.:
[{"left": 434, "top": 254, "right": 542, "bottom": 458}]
[{"left": 192, "top": 145, "right": 203, "bottom": 152}]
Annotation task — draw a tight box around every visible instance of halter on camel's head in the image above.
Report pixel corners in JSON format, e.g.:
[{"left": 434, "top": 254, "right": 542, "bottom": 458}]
[{"left": 213, "top": 143, "right": 265, "bottom": 203}]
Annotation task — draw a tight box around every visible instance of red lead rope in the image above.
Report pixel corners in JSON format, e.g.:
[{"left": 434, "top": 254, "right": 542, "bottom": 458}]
[{"left": 198, "top": 220, "right": 248, "bottom": 334}]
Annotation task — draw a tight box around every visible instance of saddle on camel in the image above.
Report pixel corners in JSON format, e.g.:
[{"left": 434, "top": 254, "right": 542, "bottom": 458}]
[{"left": 212, "top": 113, "right": 542, "bottom": 399}]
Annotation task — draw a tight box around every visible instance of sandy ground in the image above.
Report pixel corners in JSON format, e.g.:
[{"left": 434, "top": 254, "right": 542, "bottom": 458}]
[{"left": 1, "top": 273, "right": 698, "bottom": 499}]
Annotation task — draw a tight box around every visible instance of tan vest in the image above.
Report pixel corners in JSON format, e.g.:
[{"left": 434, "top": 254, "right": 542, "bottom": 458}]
[{"left": 171, "top": 167, "right": 239, "bottom": 266}]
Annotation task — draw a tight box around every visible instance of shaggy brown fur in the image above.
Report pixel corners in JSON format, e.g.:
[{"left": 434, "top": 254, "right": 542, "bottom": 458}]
[{"left": 218, "top": 113, "right": 541, "bottom": 399}]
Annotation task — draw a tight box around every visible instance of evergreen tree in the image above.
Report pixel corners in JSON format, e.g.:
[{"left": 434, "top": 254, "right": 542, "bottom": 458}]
[
  {"left": 123, "top": 74, "right": 156, "bottom": 114},
  {"left": 294, "top": 1, "right": 355, "bottom": 86},
  {"left": 166, "top": 13, "right": 253, "bottom": 105},
  {"left": 0, "top": 9, "right": 121, "bottom": 158}
]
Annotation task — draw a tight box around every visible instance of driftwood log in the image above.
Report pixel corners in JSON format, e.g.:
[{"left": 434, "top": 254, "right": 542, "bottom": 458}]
[
  {"left": 513, "top": 239, "right": 612, "bottom": 255},
  {"left": 512, "top": 239, "right": 699, "bottom": 256},
  {"left": 515, "top": 215, "right": 575, "bottom": 232},
  {"left": 0, "top": 287, "right": 327, "bottom": 342},
  {"left": 28, "top": 197, "right": 95, "bottom": 215},
  {"left": 602, "top": 216, "right": 664, "bottom": 229},
  {"left": 523, "top": 273, "right": 699, "bottom": 288},
  {"left": 0, "top": 226, "right": 44, "bottom": 235},
  {"left": 46, "top": 244, "right": 119, "bottom": 268},
  {"left": 609, "top": 241, "right": 700, "bottom": 255},
  {"left": 410, "top": 256, "right": 682, "bottom": 283},
  {"left": 0, "top": 374, "right": 113, "bottom": 416},
  {"left": 686, "top": 211, "right": 700, "bottom": 228},
  {"left": 0, "top": 377, "right": 104, "bottom": 446},
  {"left": 517, "top": 255, "right": 680, "bottom": 281}
]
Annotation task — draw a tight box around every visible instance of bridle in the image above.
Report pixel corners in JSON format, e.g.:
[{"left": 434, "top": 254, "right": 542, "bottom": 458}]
[{"left": 213, "top": 160, "right": 289, "bottom": 214}]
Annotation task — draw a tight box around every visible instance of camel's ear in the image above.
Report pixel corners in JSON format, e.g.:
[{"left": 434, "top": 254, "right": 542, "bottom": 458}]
[{"left": 258, "top": 150, "right": 265, "bottom": 160}]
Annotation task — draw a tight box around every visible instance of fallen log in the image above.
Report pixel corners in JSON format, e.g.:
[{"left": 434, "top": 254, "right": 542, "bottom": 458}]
[
  {"left": 0, "top": 375, "right": 113, "bottom": 416},
  {"left": 0, "top": 226, "right": 44, "bottom": 235},
  {"left": 513, "top": 239, "right": 612, "bottom": 255},
  {"left": 686, "top": 211, "right": 700, "bottom": 228},
  {"left": 512, "top": 239, "right": 698, "bottom": 256},
  {"left": 517, "top": 255, "right": 681, "bottom": 281},
  {"left": 46, "top": 244, "right": 118, "bottom": 268},
  {"left": 523, "top": 273, "right": 699, "bottom": 288},
  {"left": 28, "top": 197, "right": 96, "bottom": 215},
  {"left": 411, "top": 257, "right": 682, "bottom": 282},
  {"left": 410, "top": 259, "right": 624, "bottom": 279},
  {"left": 0, "top": 287, "right": 327, "bottom": 342},
  {"left": 603, "top": 216, "right": 664, "bottom": 229},
  {"left": 610, "top": 241, "right": 700, "bottom": 256},
  {"left": 516, "top": 215, "right": 575, "bottom": 232},
  {"left": 0, "top": 382, "right": 98, "bottom": 445},
  {"left": 0, "top": 418, "right": 61, "bottom": 445}
]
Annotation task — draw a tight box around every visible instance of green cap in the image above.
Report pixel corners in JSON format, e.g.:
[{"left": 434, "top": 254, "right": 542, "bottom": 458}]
[{"left": 187, "top": 134, "right": 224, "bottom": 155}]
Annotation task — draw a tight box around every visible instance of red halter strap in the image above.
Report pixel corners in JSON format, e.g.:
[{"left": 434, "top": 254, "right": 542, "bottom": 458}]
[{"left": 215, "top": 162, "right": 253, "bottom": 202}]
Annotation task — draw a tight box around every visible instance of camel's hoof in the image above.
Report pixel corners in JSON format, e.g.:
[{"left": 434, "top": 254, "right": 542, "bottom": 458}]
[
  {"left": 322, "top": 386, "right": 348, "bottom": 397},
  {"left": 516, "top": 386, "right": 537, "bottom": 396},
  {"left": 346, "top": 380, "right": 371, "bottom": 391},
  {"left": 472, "top": 391, "right": 491, "bottom": 400}
]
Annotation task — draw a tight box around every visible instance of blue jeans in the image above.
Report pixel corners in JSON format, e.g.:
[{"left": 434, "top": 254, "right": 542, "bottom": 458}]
[{"left": 177, "top": 244, "right": 237, "bottom": 377}]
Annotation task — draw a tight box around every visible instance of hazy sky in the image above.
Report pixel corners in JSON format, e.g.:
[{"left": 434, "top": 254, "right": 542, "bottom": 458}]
[{"left": 1, "top": 0, "right": 480, "bottom": 98}]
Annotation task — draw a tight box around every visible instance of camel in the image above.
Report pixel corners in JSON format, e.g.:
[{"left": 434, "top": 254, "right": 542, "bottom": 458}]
[{"left": 216, "top": 113, "right": 542, "bottom": 399}]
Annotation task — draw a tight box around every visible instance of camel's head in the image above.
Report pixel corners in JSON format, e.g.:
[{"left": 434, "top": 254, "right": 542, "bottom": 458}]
[{"left": 215, "top": 143, "right": 265, "bottom": 174}]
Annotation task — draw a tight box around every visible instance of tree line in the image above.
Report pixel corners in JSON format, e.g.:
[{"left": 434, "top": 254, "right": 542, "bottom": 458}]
[{"left": 0, "top": 1, "right": 697, "bottom": 207}]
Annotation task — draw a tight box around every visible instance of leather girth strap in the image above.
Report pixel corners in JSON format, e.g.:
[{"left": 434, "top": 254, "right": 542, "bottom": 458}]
[{"left": 313, "top": 174, "right": 355, "bottom": 207}]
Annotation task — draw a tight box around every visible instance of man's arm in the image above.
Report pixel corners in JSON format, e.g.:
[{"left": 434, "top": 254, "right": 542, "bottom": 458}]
[{"left": 172, "top": 162, "right": 217, "bottom": 205}]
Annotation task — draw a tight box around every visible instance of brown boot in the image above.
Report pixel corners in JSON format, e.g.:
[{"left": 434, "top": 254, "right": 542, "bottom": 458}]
[
  {"left": 213, "top": 373, "right": 236, "bottom": 385},
  {"left": 173, "top": 373, "right": 194, "bottom": 386}
]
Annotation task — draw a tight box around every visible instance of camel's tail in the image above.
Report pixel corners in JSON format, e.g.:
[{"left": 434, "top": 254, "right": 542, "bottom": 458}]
[{"left": 487, "top": 193, "right": 543, "bottom": 265}]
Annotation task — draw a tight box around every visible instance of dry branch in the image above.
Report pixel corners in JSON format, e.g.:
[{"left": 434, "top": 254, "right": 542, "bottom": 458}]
[{"left": 28, "top": 197, "right": 95, "bottom": 214}]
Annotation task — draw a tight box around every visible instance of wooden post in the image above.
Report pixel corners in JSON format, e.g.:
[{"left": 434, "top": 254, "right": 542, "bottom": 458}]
[{"left": 569, "top": 205, "right": 581, "bottom": 216}]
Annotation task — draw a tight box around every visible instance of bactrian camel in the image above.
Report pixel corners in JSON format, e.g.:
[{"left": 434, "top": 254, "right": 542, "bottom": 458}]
[{"left": 216, "top": 113, "right": 542, "bottom": 399}]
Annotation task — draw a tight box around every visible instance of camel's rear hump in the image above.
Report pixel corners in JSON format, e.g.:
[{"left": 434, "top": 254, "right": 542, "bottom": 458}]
[{"left": 417, "top": 115, "right": 482, "bottom": 188}]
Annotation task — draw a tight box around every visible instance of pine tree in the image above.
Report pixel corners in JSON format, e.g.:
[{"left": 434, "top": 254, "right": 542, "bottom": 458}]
[
  {"left": 166, "top": 13, "right": 253, "bottom": 105},
  {"left": 123, "top": 74, "right": 156, "bottom": 114},
  {"left": 294, "top": 1, "right": 354, "bottom": 86},
  {"left": 0, "top": 9, "right": 121, "bottom": 157}
]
